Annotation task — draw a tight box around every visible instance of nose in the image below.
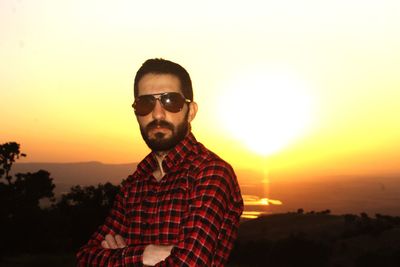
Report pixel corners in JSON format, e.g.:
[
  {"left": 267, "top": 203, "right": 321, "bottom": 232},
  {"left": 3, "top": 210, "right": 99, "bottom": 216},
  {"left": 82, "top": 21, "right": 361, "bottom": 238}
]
[{"left": 151, "top": 99, "right": 166, "bottom": 120}]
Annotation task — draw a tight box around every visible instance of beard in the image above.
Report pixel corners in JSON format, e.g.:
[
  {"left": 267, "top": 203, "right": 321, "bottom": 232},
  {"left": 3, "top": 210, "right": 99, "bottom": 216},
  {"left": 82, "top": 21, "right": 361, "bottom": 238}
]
[{"left": 140, "top": 113, "right": 189, "bottom": 152}]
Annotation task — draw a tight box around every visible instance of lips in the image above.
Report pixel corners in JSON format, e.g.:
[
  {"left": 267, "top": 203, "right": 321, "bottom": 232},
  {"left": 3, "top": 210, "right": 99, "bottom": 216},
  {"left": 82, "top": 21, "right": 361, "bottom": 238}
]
[
  {"left": 149, "top": 126, "right": 170, "bottom": 134},
  {"left": 146, "top": 120, "right": 174, "bottom": 133}
]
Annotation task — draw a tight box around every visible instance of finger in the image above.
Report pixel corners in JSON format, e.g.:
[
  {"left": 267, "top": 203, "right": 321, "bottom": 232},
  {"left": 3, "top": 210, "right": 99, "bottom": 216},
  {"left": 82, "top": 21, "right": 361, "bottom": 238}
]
[
  {"left": 105, "top": 234, "right": 118, "bottom": 249},
  {"left": 115, "top": 235, "right": 127, "bottom": 248},
  {"left": 101, "top": 240, "right": 110, "bottom": 249}
]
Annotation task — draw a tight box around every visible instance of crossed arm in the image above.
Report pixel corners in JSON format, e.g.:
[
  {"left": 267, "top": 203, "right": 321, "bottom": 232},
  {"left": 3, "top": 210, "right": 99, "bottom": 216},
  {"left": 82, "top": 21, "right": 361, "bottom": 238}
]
[{"left": 101, "top": 234, "right": 172, "bottom": 266}]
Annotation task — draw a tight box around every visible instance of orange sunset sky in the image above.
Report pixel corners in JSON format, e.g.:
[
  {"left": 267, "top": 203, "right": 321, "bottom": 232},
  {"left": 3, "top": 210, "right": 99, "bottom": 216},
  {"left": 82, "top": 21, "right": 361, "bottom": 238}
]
[{"left": 1, "top": 0, "right": 400, "bottom": 182}]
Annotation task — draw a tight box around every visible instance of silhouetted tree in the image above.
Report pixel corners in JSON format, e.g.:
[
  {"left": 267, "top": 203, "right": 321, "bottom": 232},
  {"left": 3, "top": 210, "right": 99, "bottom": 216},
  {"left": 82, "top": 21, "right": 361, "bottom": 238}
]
[
  {"left": 13, "top": 170, "right": 55, "bottom": 210},
  {"left": 322, "top": 209, "right": 331, "bottom": 214},
  {"left": 0, "top": 142, "right": 26, "bottom": 184},
  {"left": 361, "top": 212, "right": 370, "bottom": 220},
  {"left": 0, "top": 142, "right": 57, "bottom": 256},
  {"left": 57, "top": 182, "right": 118, "bottom": 210},
  {"left": 0, "top": 170, "right": 55, "bottom": 254},
  {"left": 52, "top": 182, "right": 120, "bottom": 249}
]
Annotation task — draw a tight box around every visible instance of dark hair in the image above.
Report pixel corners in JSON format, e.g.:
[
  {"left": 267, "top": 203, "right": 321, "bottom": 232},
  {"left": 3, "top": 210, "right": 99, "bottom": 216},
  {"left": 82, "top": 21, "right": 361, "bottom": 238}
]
[{"left": 134, "top": 58, "right": 193, "bottom": 101}]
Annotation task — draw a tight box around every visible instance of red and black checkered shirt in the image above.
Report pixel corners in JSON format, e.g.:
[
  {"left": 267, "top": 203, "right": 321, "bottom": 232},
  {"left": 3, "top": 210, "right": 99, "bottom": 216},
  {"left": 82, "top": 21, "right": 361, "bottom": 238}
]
[{"left": 76, "top": 133, "right": 243, "bottom": 266}]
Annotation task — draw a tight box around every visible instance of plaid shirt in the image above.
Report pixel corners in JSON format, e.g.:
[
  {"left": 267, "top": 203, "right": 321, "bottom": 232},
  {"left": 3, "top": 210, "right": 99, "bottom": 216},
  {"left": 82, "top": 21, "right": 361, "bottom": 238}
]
[{"left": 76, "top": 133, "right": 243, "bottom": 266}]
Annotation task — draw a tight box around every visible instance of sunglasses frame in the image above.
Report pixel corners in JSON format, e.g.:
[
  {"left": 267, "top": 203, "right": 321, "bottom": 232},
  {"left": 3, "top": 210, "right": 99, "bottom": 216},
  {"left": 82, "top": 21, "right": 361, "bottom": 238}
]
[{"left": 132, "top": 92, "right": 192, "bottom": 116}]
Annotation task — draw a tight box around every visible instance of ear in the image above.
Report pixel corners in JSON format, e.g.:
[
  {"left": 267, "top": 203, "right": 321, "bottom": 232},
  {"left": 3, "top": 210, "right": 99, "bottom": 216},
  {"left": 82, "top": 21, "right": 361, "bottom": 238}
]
[{"left": 187, "top": 101, "right": 198, "bottom": 123}]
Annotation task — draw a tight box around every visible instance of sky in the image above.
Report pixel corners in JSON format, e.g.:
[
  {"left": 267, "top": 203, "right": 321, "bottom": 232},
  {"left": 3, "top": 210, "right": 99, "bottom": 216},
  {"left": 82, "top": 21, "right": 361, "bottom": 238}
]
[{"left": 1, "top": 0, "right": 400, "bottom": 182}]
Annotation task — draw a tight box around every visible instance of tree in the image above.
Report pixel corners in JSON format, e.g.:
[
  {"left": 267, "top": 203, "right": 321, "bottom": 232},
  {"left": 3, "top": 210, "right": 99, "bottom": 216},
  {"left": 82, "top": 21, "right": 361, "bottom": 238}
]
[
  {"left": 13, "top": 170, "right": 56, "bottom": 210},
  {"left": 0, "top": 142, "right": 26, "bottom": 184},
  {"left": 57, "top": 182, "right": 119, "bottom": 210},
  {"left": 0, "top": 142, "right": 54, "bottom": 216},
  {"left": 0, "top": 142, "right": 56, "bottom": 255},
  {"left": 1, "top": 169, "right": 56, "bottom": 226},
  {"left": 54, "top": 182, "right": 120, "bottom": 249}
]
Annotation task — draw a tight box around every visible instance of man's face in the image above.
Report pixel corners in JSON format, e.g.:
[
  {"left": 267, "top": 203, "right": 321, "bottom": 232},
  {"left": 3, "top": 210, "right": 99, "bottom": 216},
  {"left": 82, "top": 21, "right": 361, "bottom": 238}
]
[{"left": 136, "top": 73, "right": 197, "bottom": 152}]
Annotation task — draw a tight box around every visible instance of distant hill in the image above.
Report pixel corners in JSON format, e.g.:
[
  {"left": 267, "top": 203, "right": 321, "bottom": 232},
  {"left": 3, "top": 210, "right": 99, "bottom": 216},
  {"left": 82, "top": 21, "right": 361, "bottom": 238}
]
[{"left": 12, "top": 161, "right": 137, "bottom": 196}]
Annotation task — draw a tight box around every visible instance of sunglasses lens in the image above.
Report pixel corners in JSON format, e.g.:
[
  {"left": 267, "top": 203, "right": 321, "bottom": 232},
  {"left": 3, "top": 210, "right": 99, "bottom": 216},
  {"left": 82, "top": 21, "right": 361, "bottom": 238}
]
[
  {"left": 161, "top": 93, "right": 185, "bottom": 112},
  {"left": 133, "top": 93, "right": 188, "bottom": 116},
  {"left": 134, "top": 95, "right": 155, "bottom": 116}
]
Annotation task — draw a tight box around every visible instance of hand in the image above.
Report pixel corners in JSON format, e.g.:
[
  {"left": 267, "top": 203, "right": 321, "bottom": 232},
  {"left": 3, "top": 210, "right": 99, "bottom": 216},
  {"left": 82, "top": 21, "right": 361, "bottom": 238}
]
[
  {"left": 142, "top": 244, "right": 173, "bottom": 266},
  {"left": 101, "top": 234, "right": 127, "bottom": 249}
]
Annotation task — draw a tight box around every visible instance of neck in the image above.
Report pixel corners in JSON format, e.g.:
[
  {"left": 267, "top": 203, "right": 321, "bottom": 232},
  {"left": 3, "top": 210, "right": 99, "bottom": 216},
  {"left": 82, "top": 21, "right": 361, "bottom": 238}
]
[
  {"left": 155, "top": 150, "right": 168, "bottom": 159},
  {"left": 153, "top": 151, "right": 168, "bottom": 181}
]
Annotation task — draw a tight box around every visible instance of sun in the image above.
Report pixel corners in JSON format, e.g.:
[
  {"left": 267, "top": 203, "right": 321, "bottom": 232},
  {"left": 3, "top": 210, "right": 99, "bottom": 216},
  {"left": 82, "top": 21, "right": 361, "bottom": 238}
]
[{"left": 217, "top": 66, "right": 314, "bottom": 156}]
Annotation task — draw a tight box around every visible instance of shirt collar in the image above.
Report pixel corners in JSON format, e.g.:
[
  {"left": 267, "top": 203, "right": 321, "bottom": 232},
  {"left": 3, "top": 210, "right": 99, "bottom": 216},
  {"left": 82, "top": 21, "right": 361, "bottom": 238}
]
[
  {"left": 162, "top": 132, "right": 198, "bottom": 173},
  {"left": 136, "top": 132, "right": 198, "bottom": 175}
]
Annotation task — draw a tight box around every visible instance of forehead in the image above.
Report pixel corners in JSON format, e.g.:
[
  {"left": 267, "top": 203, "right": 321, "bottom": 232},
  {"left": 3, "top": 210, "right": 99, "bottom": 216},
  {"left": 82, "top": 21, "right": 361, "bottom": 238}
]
[{"left": 137, "top": 73, "right": 182, "bottom": 96}]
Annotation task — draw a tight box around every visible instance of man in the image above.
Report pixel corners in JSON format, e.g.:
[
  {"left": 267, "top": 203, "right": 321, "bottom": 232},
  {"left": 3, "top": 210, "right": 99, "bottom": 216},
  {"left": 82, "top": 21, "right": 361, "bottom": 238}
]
[{"left": 77, "top": 58, "right": 243, "bottom": 266}]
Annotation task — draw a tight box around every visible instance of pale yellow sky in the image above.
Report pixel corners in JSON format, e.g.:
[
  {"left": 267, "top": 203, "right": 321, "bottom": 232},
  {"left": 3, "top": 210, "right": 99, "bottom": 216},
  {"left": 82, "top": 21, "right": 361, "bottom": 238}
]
[{"left": 1, "top": 0, "right": 400, "bottom": 179}]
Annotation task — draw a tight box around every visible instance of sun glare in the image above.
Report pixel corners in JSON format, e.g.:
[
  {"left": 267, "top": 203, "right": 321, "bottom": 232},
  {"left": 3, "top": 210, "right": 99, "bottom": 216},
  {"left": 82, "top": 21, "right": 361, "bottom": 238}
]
[{"left": 218, "top": 66, "right": 314, "bottom": 156}]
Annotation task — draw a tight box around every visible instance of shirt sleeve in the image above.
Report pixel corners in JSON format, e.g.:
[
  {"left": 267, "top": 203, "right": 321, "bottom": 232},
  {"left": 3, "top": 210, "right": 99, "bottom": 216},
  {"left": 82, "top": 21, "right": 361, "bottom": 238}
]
[
  {"left": 76, "top": 188, "right": 146, "bottom": 267},
  {"left": 156, "top": 160, "right": 243, "bottom": 267}
]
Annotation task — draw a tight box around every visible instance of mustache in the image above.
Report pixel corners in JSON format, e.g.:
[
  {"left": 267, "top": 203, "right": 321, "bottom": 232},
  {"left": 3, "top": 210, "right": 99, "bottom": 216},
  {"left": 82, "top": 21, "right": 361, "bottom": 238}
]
[{"left": 145, "top": 120, "right": 174, "bottom": 132}]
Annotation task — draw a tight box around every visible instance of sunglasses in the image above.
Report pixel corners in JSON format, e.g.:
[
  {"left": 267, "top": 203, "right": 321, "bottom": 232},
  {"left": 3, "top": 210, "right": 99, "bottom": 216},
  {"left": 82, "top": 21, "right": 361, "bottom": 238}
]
[{"left": 132, "top": 92, "right": 192, "bottom": 116}]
